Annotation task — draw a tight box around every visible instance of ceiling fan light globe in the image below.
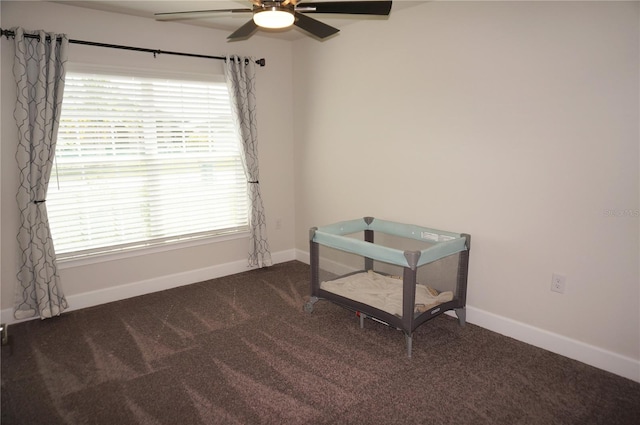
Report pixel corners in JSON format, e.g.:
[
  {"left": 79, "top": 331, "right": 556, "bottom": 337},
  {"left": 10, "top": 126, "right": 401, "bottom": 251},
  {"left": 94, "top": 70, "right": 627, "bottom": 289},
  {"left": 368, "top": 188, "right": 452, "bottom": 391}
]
[{"left": 253, "top": 10, "right": 295, "bottom": 29}]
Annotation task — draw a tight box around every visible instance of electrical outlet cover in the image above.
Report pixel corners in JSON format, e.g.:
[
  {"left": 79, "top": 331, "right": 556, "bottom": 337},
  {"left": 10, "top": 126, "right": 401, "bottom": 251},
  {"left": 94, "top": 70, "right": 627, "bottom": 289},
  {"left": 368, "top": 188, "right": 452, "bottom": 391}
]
[{"left": 551, "top": 273, "right": 566, "bottom": 294}]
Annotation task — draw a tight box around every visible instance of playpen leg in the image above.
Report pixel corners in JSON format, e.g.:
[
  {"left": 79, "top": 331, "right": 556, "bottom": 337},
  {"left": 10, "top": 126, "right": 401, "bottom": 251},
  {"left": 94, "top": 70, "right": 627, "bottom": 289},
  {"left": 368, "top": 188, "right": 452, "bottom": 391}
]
[
  {"left": 405, "top": 333, "right": 412, "bottom": 358},
  {"left": 303, "top": 296, "right": 319, "bottom": 313},
  {"left": 455, "top": 307, "right": 466, "bottom": 326}
]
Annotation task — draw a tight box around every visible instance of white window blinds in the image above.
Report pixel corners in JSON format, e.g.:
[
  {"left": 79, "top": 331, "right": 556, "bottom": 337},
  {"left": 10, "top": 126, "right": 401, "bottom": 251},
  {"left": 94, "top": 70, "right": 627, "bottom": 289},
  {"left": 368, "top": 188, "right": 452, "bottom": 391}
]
[{"left": 48, "top": 68, "right": 248, "bottom": 259}]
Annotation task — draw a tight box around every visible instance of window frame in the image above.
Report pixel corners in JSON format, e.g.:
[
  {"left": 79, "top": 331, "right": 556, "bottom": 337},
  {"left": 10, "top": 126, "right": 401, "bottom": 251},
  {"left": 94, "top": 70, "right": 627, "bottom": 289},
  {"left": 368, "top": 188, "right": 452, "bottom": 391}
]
[{"left": 51, "top": 63, "right": 250, "bottom": 267}]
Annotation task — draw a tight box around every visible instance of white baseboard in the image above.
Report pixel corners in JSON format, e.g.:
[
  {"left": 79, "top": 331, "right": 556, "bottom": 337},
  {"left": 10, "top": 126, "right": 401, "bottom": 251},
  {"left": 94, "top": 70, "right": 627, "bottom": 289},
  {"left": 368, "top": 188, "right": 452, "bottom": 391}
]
[
  {"left": 296, "top": 248, "right": 310, "bottom": 264},
  {"left": 458, "top": 306, "right": 640, "bottom": 383},
  {"left": 294, "top": 248, "right": 639, "bottom": 383},
  {"left": 0, "top": 249, "right": 297, "bottom": 326}
]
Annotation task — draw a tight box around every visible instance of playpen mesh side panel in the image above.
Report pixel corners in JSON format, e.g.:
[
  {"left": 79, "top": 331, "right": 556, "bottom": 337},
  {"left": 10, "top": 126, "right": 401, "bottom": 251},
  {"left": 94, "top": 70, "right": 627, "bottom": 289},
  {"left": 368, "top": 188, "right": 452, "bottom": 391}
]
[
  {"left": 316, "top": 240, "right": 462, "bottom": 315},
  {"left": 315, "top": 242, "right": 363, "bottom": 281},
  {"left": 320, "top": 271, "right": 454, "bottom": 317},
  {"left": 315, "top": 233, "right": 462, "bottom": 294}
]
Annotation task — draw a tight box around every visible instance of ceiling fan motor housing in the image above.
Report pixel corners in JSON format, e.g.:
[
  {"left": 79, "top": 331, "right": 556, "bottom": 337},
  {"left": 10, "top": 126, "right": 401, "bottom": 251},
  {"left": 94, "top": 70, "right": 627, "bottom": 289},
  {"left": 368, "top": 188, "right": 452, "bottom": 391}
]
[{"left": 254, "top": 1, "right": 296, "bottom": 12}]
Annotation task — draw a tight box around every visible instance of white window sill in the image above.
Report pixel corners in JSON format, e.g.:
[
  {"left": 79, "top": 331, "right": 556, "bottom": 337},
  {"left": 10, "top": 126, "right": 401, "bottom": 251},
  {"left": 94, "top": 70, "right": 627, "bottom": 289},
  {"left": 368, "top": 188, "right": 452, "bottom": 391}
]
[{"left": 56, "top": 230, "right": 250, "bottom": 269}]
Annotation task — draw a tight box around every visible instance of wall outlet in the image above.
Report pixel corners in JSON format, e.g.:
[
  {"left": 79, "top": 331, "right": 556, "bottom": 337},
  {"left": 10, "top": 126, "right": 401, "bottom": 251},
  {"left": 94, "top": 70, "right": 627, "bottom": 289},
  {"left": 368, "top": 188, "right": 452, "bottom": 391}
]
[
  {"left": 275, "top": 218, "right": 282, "bottom": 230},
  {"left": 551, "top": 273, "right": 566, "bottom": 294}
]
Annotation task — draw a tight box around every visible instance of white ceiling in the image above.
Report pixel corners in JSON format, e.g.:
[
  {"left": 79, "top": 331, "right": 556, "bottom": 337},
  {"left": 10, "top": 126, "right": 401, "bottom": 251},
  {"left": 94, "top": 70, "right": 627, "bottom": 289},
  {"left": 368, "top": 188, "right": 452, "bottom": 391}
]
[{"left": 49, "top": 0, "right": 426, "bottom": 41}]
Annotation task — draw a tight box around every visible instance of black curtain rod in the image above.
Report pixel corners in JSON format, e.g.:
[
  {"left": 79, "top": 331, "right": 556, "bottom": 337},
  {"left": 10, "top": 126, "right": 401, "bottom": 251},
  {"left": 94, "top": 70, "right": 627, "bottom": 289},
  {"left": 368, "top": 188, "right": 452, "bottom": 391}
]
[{"left": 0, "top": 28, "right": 266, "bottom": 67}]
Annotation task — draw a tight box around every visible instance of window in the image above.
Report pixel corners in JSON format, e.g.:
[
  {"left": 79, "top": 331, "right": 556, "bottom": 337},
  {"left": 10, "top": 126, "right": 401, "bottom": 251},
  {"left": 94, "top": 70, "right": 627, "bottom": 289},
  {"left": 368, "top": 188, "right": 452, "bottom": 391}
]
[{"left": 48, "top": 66, "right": 248, "bottom": 260}]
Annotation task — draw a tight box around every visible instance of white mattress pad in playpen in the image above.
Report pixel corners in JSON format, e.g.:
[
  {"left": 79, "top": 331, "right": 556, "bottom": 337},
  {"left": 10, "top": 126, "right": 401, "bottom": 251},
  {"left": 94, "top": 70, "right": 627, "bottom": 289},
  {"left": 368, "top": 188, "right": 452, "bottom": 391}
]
[{"left": 321, "top": 270, "right": 453, "bottom": 317}]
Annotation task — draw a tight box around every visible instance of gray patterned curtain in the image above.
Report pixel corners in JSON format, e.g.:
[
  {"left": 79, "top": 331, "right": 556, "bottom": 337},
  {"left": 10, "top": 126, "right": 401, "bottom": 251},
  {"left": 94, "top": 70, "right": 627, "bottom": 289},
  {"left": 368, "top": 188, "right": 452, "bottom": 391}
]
[
  {"left": 225, "top": 55, "right": 272, "bottom": 268},
  {"left": 12, "top": 27, "right": 68, "bottom": 319}
]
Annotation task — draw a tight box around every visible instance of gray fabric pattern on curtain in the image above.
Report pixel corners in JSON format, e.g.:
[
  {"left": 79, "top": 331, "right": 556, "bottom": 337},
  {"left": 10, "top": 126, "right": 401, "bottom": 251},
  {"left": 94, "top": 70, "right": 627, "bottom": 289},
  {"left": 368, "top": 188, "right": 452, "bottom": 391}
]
[
  {"left": 225, "top": 55, "right": 272, "bottom": 268},
  {"left": 12, "top": 27, "right": 68, "bottom": 319}
]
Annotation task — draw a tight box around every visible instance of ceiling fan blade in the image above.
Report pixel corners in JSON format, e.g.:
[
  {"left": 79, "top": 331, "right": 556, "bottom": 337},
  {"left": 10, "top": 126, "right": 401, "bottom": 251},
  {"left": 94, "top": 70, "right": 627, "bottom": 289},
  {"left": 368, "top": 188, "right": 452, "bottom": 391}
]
[
  {"left": 227, "top": 19, "right": 259, "bottom": 41},
  {"left": 294, "top": 12, "right": 340, "bottom": 39},
  {"left": 154, "top": 8, "right": 251, "bottom": 21},
  {"left": 299, "top": 1, "right": 392, "bottom": 15}
]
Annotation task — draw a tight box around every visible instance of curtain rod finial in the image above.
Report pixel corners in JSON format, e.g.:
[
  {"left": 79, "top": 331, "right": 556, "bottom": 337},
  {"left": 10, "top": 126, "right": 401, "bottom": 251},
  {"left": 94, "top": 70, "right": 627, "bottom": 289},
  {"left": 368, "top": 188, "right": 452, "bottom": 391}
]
[{"left": 257, "top": 58, "right": 266, "bottom": 67}]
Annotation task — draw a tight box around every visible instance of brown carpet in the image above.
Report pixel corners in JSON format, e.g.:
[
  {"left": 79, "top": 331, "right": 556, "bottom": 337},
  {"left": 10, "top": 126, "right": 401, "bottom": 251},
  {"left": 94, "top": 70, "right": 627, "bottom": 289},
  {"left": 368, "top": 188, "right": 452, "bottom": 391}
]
[{"left": 2, "top": 261, "right": 639, "bottom": 425}]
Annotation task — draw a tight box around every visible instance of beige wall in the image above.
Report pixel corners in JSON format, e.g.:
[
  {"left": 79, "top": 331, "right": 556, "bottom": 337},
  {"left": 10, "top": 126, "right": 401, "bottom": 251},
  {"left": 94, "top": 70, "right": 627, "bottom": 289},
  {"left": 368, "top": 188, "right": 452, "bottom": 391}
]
[
  {"left": 1, "top": 1, "right": 295, "bottom": 311},
  {"left": 293, "top": 1, "right": 639, "bottom": 361}
]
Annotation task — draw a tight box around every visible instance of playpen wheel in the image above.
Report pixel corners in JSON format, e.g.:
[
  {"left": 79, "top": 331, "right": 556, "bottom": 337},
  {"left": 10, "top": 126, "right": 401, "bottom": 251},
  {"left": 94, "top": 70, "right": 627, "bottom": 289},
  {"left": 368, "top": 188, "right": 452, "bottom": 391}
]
[{"left": 303, "top": 302, "right": 314, "bottom": 313}]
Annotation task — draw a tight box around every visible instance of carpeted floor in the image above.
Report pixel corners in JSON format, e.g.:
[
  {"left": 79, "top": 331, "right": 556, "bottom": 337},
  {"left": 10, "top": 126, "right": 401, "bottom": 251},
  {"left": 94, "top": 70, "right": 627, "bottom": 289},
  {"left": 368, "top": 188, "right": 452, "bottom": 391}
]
[{"left": 2, "top": 261, "right": 639, "bottom": 424}]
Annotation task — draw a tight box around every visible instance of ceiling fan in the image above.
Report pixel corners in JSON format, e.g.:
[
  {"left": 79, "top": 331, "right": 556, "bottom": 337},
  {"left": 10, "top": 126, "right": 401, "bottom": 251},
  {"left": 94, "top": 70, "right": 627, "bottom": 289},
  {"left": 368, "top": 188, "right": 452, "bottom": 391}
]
[{"left": 154, "top": 1, "right": 393, "bottom": 41}]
